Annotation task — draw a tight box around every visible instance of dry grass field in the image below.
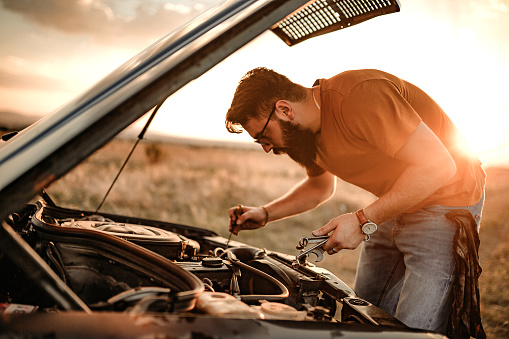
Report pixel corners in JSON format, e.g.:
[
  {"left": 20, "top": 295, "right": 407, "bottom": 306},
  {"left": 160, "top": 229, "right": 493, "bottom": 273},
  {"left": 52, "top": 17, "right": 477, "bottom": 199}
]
[{"left": 46, "top": 138, "right": 508, "bottom": 338}]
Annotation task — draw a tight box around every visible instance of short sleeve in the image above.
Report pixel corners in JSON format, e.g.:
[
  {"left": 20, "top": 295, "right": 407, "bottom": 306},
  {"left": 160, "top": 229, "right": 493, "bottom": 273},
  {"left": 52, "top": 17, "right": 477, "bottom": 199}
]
[{"left": 341, "top": 79, "right": 421, "bottom": 157}]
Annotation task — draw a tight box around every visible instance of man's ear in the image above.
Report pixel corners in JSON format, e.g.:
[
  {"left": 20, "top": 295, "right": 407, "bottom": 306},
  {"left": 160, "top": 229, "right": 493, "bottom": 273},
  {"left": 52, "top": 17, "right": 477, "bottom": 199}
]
[{"left": 275, "top": 100, "right": 294, "bottom": 121}]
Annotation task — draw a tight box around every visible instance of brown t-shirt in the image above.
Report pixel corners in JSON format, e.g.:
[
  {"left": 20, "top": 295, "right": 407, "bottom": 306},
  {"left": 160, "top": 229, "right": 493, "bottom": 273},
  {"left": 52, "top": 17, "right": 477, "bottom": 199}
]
[{"left": 310, "top": 69, "right": 485, "bottom": 212}]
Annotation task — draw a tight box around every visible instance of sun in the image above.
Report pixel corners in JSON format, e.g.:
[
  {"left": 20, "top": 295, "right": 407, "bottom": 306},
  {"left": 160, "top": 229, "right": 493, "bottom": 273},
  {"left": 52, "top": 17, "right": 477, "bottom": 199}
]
[{"left": 455, "top": 110, "right": 508, "bottom": 155}]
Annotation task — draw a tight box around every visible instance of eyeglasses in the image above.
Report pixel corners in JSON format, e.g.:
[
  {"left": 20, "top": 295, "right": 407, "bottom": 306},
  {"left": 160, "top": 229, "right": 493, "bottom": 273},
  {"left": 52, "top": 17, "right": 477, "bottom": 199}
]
[{"left": 254, "top": 105, "right": 276, "bottom": 146}]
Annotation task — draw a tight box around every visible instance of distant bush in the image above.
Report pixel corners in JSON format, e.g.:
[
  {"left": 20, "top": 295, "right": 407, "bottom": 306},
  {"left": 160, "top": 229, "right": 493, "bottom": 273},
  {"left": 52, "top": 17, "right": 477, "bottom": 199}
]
[{"left": 145, "top": 143, "right": 164, "bottom": 163}]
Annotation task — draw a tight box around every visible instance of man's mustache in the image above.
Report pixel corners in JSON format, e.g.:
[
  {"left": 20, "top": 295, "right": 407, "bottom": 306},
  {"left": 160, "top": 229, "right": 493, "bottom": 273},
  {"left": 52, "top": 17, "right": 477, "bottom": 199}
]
[{"left": 273, "top": 148, "right": 289, "bottom": 155}]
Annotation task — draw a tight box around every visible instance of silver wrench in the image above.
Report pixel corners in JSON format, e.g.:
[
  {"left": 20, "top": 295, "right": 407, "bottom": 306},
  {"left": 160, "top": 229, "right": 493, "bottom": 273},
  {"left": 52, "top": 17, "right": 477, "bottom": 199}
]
[{"left": 293, "top": 235, "right": 330, "bottom": 268}]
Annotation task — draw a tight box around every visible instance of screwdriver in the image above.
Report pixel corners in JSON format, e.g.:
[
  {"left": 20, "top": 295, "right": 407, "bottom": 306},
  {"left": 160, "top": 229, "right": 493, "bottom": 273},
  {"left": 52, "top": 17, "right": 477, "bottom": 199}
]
[{"left": 226, "top": 204, "right": 243, "bottom": 248}]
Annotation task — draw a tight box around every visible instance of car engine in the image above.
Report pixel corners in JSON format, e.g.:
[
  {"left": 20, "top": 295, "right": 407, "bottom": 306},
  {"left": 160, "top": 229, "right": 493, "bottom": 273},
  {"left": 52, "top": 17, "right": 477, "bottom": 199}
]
[{"left": 0, "top": 200, "right": 405, "bottom": 327}]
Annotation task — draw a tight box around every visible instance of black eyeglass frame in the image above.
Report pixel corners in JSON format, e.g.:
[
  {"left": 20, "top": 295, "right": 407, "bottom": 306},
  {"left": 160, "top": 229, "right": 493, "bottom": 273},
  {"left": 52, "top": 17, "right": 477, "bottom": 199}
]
[{"left": 254, "top": 105, "right": 276, "bottom": 146}]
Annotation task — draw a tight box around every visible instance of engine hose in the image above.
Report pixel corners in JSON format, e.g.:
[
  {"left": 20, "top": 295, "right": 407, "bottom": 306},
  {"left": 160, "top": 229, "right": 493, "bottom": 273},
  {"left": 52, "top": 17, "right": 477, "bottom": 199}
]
[
  {"left": 46, "top": 242, "right": 74, "bottom": 290},
  {"left": 222, "top": 250, "right": 289, "bottom": 302},
  {"left": 202, "top": 278, "right": 215, "bottom": 292}
]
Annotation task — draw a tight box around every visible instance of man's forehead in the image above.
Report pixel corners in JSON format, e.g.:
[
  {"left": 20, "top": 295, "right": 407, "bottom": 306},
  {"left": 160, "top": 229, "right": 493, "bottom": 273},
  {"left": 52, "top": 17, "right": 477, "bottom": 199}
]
[{"left": 244, "top": 118, "right": 263, "bottom": 139}]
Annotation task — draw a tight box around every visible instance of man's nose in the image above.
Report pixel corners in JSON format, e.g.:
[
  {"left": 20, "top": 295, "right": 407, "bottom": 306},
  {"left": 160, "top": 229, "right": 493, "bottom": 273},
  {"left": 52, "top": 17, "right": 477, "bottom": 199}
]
[{"left": 261, "top": 144, "right": 272, "bottom": 153}]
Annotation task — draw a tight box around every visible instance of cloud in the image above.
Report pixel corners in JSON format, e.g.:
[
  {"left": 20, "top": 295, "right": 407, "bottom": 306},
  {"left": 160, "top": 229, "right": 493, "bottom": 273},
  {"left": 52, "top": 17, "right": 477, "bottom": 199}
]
[
  {"left": 1, "top": 0, "right": 113, "bottom": 34},
  {"left": 0, "top": 0, "right": 222, "bottom": 109},
  {"left": 0, "top": 0, "right": 219, "bottom": 47}
]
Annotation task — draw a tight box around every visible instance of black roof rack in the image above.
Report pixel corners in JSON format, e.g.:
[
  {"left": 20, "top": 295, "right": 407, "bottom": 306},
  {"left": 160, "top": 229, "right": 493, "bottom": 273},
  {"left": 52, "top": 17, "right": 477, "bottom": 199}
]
[{"left": 271, "top": 0, "right": 401, "bottom": 46}]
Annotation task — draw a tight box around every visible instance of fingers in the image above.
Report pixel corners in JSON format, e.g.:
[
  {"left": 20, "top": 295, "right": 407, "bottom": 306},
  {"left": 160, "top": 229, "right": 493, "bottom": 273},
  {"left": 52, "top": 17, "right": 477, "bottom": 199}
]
[
  {"left": 228, "top": 218, "right": 242, "bottom": 236},
  {"left": 324, "top": 237, "right": 342, "bottom": 255},
  {"left": 228, "top": 205, "right": 267, "bottom": 235},
  {"left": 228, "top": 204, "right": 244, "bottom": 232},
  {"left": 314, "top": 213, "right": 363, "bottom": 254},
  {"left": 312, "top": 220, "right": 337, "bottom": 237},
  {"left": 231, "top": 212, "right": 249, "bottom": 235},
  {"left": 230, "top": 224, "right": 241, "bottom": 236},
  {"left": 228, "top": 205, "right": 244, "bottom": 220}
]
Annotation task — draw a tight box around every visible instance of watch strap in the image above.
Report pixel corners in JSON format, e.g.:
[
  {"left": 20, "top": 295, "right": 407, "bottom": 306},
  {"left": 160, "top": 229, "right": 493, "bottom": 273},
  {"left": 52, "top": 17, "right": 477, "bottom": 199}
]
[{"left": 356, "top": 209, "right": 369, "bottom": 225}]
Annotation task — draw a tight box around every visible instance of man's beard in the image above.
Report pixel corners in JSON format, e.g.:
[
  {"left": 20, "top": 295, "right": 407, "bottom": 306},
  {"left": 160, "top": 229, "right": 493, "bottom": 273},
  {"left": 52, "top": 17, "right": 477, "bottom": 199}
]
[{"left": 274, "top": 119, "right": 318, "bottom": 170}]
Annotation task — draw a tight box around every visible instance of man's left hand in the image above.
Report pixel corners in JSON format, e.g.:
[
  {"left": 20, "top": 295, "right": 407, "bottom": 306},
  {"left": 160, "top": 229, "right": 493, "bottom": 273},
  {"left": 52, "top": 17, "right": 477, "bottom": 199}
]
[{"left": 312, "top": 213, "right": 365, "bottom": 254}]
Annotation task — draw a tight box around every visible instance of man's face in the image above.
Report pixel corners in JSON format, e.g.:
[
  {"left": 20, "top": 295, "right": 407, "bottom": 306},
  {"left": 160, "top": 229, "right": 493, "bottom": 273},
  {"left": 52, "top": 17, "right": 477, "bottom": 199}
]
[{"left": 274, "top": 118, "right": 318, "bottom": 170}]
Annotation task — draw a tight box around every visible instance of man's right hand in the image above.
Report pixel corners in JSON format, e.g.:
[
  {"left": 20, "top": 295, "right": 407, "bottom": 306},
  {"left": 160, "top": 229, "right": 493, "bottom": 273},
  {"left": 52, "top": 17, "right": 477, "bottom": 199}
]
[{"left": 228, "top": 205, "right": 268, "bottom": 235}]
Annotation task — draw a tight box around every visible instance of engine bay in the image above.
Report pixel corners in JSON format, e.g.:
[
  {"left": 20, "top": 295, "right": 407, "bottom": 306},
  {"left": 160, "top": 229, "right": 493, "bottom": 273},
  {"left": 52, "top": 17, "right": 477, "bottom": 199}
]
[{"left": 0, "top": 200, "right": 405, "bottom": 327}]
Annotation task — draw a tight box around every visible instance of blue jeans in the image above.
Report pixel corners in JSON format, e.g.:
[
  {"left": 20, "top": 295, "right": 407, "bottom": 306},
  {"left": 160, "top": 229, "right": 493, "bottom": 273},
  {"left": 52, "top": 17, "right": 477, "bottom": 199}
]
[{"left": 353, "top": 195, "right": 484, "bottom": 334}]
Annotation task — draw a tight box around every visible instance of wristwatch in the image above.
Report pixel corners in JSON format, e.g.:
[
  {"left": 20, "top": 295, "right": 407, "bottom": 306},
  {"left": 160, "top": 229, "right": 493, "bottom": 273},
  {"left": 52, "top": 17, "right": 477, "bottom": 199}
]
[{"left": 356, "top": 209, "right": 378, "bottom": 241}]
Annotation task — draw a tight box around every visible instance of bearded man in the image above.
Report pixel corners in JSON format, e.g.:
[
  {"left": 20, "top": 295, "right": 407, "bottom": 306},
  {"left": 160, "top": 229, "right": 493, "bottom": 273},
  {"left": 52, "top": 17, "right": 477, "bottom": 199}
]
[{"left": 224, "top": 67, "right": 485, "bottom": 336}]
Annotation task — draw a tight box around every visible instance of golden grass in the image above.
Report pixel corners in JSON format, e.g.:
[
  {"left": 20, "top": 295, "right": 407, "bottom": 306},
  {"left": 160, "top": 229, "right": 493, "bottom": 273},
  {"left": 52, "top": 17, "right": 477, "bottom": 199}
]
[{"left": 46, "top": 138, "right": 508, "bottom": 338}]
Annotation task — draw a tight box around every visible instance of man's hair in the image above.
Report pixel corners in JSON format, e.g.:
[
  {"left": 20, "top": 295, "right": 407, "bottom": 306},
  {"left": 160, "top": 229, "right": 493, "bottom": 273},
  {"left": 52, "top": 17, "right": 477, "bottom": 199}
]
[{"left": 225, "top": 67, "right": 307, "bottom": 133}]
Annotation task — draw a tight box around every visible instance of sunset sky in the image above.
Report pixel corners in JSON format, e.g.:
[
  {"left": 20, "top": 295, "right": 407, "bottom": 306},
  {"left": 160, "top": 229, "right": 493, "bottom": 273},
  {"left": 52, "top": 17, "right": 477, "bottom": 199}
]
[{"left": 0, "top": 0, "right": 508, "bottom": 167}]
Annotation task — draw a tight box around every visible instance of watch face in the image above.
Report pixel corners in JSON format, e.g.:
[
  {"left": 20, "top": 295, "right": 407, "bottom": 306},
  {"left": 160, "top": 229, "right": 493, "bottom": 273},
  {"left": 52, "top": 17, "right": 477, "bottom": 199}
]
[{"left": 362, "top": 222, "right": 378, "bottom": 235}]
